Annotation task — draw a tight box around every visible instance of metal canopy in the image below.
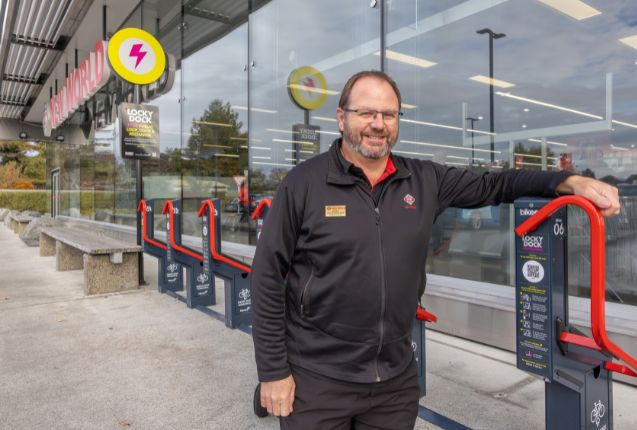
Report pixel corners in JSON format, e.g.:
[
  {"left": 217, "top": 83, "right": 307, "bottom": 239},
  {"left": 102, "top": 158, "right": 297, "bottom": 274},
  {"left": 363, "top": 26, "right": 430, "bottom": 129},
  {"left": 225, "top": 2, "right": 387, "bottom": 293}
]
[{"left": 0, "top": 0, "right": 93, "bottom": 120}]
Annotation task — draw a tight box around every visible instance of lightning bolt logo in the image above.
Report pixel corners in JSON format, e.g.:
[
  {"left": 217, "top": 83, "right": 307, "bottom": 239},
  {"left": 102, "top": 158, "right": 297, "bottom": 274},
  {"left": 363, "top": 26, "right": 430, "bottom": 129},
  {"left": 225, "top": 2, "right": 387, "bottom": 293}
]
[
  {"left": 302, "top": 76, "right": 315, "bottom": 97},
  {"left": 129, "top": 43, "right": 147, "bottom": 69}
]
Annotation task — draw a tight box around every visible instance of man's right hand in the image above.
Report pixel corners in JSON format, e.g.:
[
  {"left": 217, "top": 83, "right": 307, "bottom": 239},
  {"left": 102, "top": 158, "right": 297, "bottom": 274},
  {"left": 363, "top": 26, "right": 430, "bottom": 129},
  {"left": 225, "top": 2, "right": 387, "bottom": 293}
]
[{"left": 260, "top": 375, "right": 296, "bottom": 417}]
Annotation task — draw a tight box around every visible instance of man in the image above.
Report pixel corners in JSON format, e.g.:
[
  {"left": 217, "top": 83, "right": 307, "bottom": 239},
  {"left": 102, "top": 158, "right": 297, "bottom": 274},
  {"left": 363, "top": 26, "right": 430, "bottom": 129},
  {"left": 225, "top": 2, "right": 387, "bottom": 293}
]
[{"left": 251, "top": 70, "right": 620, "bottom": 430}]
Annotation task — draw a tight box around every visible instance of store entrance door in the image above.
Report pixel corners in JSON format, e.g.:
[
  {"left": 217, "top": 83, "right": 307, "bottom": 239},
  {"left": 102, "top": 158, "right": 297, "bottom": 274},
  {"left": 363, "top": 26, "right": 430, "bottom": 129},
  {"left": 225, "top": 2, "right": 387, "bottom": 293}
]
[{"left": 51, "top": 168, "right": 59, "bottom": 218}]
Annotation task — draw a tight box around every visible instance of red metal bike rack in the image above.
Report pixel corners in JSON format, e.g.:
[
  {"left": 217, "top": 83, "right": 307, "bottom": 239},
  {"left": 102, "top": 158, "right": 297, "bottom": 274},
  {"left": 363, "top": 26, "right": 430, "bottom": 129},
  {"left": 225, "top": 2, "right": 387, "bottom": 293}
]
[
  {"left": 198, "top": 199, "right": 251, "bottom": 273},
  {"left": 137, "top": 199, "right": 167, "bottom": 251},
  {"left": 251, "top": 198, "right": 272, "bottom": 221},
  {"left": 515, "top": 195, "right": 637, "bottom": 378},
  {"left": 416, "top": 306, "right": 438, "bottom": 323},
  {"left": 162, "top": 200, "right": 204, "bottom": 262}
]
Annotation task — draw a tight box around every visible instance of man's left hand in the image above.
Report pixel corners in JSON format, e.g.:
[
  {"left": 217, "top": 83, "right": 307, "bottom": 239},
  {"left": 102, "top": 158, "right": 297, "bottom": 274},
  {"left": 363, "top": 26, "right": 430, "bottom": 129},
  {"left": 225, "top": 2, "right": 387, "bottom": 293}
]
[{"left": 556, "top": 175, "right": 620, "bottom": 217}]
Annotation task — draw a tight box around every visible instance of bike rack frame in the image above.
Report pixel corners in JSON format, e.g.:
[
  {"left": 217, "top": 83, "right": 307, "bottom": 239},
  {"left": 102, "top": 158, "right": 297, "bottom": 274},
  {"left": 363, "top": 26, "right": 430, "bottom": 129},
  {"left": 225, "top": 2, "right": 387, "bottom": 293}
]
[
  {"left": 199, "top": 199, "right": 252, "bottom": 329},
  {"left": 514, "top": 196, "right": 636, "bottom": 430},
  {"left": 162, "top": 199, "right": 215, "bottom": 309},
  {"left": 251, "top": 198, "right": 271, "bottom": 241},
  {"left": 137, "top": 199, "right": 183, "bottom": 293}
]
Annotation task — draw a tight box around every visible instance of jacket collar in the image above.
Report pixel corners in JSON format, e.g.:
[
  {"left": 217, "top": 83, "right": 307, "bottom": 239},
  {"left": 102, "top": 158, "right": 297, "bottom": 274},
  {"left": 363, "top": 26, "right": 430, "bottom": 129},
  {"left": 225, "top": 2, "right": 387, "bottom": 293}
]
[{"left": 326, "top": 138, "right": 411, "bottom": 186}]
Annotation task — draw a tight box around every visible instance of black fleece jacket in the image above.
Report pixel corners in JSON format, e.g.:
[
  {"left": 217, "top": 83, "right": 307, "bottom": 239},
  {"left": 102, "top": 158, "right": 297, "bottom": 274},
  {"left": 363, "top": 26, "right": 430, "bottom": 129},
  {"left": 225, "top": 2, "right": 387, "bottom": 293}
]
[{"left": 251, "top": 139, "right": 572, "bottom": 384}]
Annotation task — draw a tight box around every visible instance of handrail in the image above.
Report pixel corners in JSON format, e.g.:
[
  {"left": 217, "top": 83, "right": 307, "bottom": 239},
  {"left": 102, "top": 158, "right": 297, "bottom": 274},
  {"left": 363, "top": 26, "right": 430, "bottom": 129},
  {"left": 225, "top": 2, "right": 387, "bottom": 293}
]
[
  {"left": 137, "top": 200, "right": 167, "bottom": 251},
  {"left": 161, "top": 200, "right": 203, "bottom": 262},
  {"left": 198, "top": 200, "right": 252, "bottom": 273},
  {"left": 515, "top": 195, "right": 637, "bottom": 375},
  {"left": 251, "top": 198, "right": 272, "bottom": 221}
]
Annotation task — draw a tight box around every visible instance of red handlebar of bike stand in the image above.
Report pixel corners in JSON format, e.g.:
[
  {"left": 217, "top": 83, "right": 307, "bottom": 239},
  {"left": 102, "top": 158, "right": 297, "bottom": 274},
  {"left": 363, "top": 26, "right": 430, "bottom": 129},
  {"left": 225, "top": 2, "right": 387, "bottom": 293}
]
[
  {"left": 515, "top": 195, "right": 637, "bottom": 377},
  {"left": 198, "top": 200, "right": 251, "bottom": 273},
  {"left": 161, "top": 200, "right": 204, "bottom": 262},
  {"left": 251, "top": 198, "right": 272, "bottom": 221},
  {"left": 416, "top": 307, "right": 437, "bottom": 323},
  {"left": 137, "top": 200, "right": 167, "bottom": 251}
]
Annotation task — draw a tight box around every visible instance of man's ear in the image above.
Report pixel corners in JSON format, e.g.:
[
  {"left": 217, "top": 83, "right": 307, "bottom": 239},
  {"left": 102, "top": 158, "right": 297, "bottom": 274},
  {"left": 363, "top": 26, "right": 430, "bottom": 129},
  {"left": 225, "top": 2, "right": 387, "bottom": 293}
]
[{"left": 336, "top": 108, "right": 345, "bottom": 133}]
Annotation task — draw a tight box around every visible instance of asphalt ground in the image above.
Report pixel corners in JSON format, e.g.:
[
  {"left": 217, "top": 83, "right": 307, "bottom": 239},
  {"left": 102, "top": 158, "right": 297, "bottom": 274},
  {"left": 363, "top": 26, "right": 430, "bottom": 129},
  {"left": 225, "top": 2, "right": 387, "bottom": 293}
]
[{"left": 1, "top": 223, "right": 636, "bottom": 430}]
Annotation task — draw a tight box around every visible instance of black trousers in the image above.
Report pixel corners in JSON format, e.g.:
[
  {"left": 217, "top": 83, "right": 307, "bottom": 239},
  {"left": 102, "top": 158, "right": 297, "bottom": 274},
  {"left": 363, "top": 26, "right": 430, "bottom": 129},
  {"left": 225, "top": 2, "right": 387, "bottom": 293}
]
[{"left": 279, "top": 360, "right": 420, "bottom": 430}]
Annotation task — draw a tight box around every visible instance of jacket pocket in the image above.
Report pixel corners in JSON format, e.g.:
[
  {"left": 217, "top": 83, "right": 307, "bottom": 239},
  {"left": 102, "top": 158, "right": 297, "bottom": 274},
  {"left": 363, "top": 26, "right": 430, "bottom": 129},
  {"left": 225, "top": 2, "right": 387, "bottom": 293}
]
[{"left": 299, "top": 268, "right": 314, "bottom": 316}]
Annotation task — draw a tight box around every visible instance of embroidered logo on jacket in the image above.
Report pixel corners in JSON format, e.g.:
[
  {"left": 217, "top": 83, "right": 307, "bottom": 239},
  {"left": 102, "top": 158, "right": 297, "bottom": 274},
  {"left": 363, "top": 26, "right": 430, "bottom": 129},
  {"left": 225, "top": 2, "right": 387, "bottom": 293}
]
[
  {"left": 325, "top": 205, "right": 347, "bottom": 217},
  {"left": 403, "top": 194, "right": 416, "bottom": 209}
]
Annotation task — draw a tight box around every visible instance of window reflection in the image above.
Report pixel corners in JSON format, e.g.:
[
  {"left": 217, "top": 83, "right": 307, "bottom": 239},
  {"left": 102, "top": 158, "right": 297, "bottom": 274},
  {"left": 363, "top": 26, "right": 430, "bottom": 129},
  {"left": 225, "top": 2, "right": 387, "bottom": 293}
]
[
  {"left": 387, "top": 0, "right": 637, "bottom": 304},
  {"left": 44, "top": 0, "right": 637, "bottom": 306},
  {"left": 248, "top": 0, "right": 380, "bottom": 203}
]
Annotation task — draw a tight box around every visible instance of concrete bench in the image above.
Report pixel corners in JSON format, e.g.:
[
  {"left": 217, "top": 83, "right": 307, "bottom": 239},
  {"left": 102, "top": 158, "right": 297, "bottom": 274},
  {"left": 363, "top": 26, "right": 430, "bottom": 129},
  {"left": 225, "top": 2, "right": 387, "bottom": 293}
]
[
  {"left": 40, "top": 226, "right": 142, "bottom": 295},
  {"left": 9, "top": 214, "right": 34, "bottom": 235},
  {"left": 3, "top": 210, "right": 18, "bottom": 229}
]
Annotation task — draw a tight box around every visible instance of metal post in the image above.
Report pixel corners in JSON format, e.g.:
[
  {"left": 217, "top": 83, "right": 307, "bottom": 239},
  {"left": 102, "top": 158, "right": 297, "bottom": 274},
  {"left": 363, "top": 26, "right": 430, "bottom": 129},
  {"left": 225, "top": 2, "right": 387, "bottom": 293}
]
[
  {"left": 466, "top": 117, "right": 481, "bottom": 166},
  {"left": 541, "top": 137, "right": 547, "bottom": 171},
  {"left": 135, "top": 84, "right": 145, "bottom": 285},
  {"left": 102, "top": 5, "right": 107, "bottom": 40},
  {"left": 488, "top": 35, "right": 494, "bottom": 163},
  {"left": 477, "top": 29, "right": 505, "bottom": 164}
]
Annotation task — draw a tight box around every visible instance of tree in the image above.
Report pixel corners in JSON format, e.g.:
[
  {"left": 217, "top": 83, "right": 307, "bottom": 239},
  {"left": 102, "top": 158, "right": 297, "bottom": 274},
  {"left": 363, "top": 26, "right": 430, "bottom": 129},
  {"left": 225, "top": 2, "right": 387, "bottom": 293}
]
[
  {"left": 0, "top": 141, "right": 24, "bottom": 165},
  {"left": 22, "top": 156, "right": 46, "bottom": 187},
  {"left": 249, "top": 169, "right": 269, "bottom": 195},
  {"left": 0, "top": 162, "right": 25, "bottom": 188},
  {"left": 513, "top": 142, "right": 556, "bottom": 170},
  {"left": 186, "top": 100, "right": 248, "bottom": 179},
  {"left": 581, "top": 168, "right": 596, "bottom": 179}
]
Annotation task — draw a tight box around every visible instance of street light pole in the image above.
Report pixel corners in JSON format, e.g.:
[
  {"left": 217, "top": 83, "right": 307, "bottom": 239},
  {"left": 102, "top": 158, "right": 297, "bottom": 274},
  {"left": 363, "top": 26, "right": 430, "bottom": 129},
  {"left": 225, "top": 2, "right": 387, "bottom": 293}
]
[
  {"left": 477, "top": 28, "right": 505, "bottom": 164},
  {"left": 466, "top": 116, "right": 482, "bottom": 167}
]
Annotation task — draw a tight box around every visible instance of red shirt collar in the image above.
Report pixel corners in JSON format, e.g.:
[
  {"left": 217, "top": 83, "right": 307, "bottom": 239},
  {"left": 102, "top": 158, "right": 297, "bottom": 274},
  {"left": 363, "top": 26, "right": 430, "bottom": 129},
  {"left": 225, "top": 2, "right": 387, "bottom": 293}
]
[{"left": 371, "top": 156, "right": 396, "bottom": 190}]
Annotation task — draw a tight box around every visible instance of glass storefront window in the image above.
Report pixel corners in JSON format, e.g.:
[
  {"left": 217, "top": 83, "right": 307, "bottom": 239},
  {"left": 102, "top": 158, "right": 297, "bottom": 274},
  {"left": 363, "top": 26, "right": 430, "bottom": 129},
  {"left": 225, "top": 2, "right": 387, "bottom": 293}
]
[
  {"left": 43, "top": 0, "right": 637, "bottom": 306},
  {"left": 181, "top": 2, "right": 250, "bottom": 246},
  {"left": 386, "top": 0, "right": 637, "bottom": 304},
  {"left": 248, "top": 0, "right": 381, "bottom": 209}
]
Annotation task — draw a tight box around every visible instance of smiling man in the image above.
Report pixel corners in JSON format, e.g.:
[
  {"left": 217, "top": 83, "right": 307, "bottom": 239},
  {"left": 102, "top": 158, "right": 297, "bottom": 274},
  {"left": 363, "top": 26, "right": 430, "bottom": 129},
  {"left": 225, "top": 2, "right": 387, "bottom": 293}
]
[{"left": 251, "top": 70, "right": 620, "bottom": 430}]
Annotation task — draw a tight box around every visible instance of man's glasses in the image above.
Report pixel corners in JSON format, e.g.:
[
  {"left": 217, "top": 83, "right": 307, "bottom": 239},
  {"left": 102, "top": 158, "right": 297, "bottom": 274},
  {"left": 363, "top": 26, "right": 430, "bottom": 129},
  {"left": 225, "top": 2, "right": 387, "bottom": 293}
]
[{"left": 342, "top": 108, "right": 403, "bottom": 123}]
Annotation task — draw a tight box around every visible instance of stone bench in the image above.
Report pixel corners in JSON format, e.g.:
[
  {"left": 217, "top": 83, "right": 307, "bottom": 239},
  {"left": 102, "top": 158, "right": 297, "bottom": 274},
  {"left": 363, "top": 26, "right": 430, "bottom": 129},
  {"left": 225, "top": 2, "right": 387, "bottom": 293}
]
[
  {"left": 9, "top": 214, "right": 34, "bottom": 235},
  {"left": 40, "top": 226, "right": 142, "bottom": 295}
]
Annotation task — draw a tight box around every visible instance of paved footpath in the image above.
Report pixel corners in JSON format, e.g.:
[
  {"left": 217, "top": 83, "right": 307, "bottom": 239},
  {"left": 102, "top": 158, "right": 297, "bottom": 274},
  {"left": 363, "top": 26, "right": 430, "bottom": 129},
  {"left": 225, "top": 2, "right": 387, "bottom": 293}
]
[{"left": 0, "top": 223, "right": 635, "bottom": 430}]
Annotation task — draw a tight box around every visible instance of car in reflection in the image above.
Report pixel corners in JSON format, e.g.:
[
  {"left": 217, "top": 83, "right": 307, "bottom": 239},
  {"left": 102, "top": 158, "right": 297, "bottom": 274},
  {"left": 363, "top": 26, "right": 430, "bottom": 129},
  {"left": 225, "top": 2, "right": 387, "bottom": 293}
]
[
  {"left": 223, "top": 194, "right": 267, "bottom": 214},
  {"left": 457, "top": 206, "right": 502, "bottom": 230},
  {"left": 224, "top": 197, "right": 241, "bottom": 213}
]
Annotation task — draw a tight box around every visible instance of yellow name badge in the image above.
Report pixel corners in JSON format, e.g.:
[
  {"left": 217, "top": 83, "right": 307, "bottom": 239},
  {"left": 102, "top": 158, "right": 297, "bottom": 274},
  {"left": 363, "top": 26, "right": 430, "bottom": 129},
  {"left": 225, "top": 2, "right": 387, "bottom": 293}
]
[{"left": 325, "top": 205, "right": 347, "bottom": 217}]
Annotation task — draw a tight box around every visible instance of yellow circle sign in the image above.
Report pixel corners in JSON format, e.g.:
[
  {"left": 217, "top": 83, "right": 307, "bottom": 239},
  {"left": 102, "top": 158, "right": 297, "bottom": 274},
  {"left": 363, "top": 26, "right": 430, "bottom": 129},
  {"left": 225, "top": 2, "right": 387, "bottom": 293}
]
[
  {"left": 107, "top": 28, "right": 166, "bottom": 85},
  {"left": 287, "top": 66, "right": 329, "bottom": 111}
]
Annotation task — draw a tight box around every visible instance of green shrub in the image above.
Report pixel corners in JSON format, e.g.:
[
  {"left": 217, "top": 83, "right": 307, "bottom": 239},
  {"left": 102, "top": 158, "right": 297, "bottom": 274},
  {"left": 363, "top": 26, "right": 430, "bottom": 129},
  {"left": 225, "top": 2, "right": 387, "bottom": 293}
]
[{"left": 0, "top": 190, "right": 48, "bottom": 212}]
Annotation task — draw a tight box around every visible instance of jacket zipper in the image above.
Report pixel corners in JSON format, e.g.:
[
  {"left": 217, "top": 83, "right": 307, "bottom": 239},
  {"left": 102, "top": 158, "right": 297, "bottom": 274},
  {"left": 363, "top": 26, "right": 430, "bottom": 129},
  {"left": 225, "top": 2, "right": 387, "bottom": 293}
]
[
  {"left": 374, "top": 206, "right": 385, "bottom": 382},
  {"left": 371, "top": 177, "right": 399, "bottom": 382}
]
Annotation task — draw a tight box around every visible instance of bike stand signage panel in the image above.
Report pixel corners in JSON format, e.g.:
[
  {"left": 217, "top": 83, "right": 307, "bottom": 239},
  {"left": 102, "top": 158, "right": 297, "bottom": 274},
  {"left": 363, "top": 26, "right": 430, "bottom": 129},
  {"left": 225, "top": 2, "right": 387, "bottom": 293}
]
[
  {"left": 164, "top": 205, "right": 183, "bottom": 292},
  {"left": 170, "top": 200, "right": 214, "bottom": 308},
  {"left": 514, "top": 198, "right": 559, "bottom": 380},
  {"left": 201, "top": 205, "right": 217, "bottom": 307},
  {"left": 209, "top": 199, "right": 252, "bottom": 329},
  {"left": 144, "top": 200, "right": 182, "bottom": 293},
  {"left": 515, "top": 198, "right": 611, "bottom": 430}
]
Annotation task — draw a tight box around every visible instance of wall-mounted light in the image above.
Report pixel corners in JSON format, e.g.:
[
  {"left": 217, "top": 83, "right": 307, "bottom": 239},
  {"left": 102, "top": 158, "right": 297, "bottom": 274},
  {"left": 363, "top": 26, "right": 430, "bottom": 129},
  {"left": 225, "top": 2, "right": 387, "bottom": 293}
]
[
  {"left": 469, "top": 75, "right": 515, "bottom": 88},
  {"left": 55, "top": 134, "right": 65, "bottom": 142},
  {"left": 18, "top": 131, "right": 28, "bottom": 139},
  {"left": 373, "top": 50, "right": 437, "bottom": 69},
  {"left": 538, "top": 0, "right": 601, "bottom": 21}
]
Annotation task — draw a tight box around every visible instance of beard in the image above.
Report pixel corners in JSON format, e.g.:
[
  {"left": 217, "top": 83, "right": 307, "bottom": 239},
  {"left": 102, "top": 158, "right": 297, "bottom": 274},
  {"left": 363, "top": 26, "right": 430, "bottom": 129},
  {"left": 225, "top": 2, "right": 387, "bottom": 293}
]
[{"left": 342, "top": 126, "right": 398, "bottom": 160}]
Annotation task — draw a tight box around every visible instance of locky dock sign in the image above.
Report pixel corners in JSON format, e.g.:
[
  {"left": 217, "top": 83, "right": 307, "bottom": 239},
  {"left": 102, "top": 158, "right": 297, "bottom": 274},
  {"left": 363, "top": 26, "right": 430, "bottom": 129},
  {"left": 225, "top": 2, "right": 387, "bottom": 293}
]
[{"left": 119, "top": 103, "right": 159, "bottom": 159}]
